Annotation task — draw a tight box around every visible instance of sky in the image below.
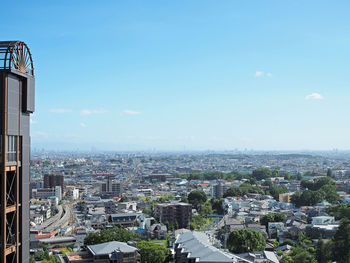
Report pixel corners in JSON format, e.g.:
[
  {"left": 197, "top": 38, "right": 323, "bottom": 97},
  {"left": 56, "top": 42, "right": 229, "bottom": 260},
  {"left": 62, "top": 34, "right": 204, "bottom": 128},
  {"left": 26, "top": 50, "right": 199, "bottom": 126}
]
[{"left": 2, "top": 0, "right": 350, "bottom": 151}]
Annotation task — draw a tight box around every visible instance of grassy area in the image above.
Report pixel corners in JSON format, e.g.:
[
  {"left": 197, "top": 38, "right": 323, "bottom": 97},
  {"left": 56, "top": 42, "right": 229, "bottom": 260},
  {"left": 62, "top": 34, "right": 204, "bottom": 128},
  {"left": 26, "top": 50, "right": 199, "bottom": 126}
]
[{"left": 149, "top": 240, "right": 167, "bottom": 246}]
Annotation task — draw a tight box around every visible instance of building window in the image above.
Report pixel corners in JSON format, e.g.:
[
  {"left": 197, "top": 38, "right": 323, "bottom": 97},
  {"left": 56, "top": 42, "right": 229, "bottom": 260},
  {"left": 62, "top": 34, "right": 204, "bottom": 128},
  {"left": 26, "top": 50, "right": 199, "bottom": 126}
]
[{"left": 6, "top": 135, "right": 17, "bottom": 162}]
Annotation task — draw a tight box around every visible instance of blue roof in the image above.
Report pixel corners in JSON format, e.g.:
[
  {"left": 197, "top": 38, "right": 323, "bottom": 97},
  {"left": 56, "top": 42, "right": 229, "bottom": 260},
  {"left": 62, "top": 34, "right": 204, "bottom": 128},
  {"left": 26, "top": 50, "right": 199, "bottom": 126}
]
[{"left": 136, "top": 228, "right": 147, "bottom": 233}]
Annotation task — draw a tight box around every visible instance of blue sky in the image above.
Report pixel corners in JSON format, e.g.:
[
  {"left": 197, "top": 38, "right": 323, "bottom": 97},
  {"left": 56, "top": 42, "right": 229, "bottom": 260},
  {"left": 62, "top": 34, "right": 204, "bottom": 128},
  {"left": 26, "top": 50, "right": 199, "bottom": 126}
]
[{"left": 2, "top": 0, "right": 350, "bottom": 151}]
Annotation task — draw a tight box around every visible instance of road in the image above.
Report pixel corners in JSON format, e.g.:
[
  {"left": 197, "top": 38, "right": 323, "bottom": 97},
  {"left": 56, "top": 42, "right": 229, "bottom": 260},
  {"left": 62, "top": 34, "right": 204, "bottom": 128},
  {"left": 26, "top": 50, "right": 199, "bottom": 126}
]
[
  {"left": 34, "top": 204, "right": 72, "bottom": 233},
  {"left": 35, "top": 205, "right": 63, "bottom": 230}
]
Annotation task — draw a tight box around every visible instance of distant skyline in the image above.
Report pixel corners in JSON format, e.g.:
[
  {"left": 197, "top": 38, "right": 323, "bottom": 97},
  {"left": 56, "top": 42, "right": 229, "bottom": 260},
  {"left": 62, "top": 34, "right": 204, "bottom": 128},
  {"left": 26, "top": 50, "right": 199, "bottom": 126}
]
[{"left": 3, "top": 1, "right": 350, "bottom": 151}]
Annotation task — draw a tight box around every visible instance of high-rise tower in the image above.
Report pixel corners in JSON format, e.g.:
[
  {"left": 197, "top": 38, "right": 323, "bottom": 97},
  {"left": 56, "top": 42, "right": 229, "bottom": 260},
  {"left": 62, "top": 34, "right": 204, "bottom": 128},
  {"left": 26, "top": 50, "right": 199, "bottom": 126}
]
[{"left": 0, "top": 41, "right": 35, "bottom": 263}]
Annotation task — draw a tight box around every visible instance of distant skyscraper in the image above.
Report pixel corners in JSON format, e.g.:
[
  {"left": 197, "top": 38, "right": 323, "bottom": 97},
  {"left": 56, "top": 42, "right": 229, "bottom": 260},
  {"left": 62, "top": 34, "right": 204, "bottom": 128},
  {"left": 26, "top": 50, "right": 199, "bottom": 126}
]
[{"left": 0, "top": 41, "right": 35, "bottom": 263}]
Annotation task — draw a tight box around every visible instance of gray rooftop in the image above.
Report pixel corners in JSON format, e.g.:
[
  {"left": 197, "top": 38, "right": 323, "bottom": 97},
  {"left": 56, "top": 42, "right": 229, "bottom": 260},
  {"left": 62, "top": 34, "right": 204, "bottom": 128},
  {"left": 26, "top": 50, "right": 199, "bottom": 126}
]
[
  {"left": 87, "top": 241, "right": 138, "bottom": 256},
  {"left": 175, "top": 231, "right": 252, "bottom": 263}
]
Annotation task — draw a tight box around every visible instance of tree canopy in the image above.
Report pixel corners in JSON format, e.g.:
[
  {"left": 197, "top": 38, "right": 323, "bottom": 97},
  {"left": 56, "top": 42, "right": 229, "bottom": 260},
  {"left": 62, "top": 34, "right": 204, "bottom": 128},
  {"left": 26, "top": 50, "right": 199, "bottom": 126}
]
[
  {"left": 328, "top": 203, "right": 350, "bottom": 220},
  {"left": 333, "top": 219, "right": 350, "bottom": 263},
  {"left": 224, "top": 183, "right": 264, "bottom": 197},
  {"left": 137, "top": 241, "right": 169, "bottom": 263},
  {"left": 188, "top": 190, "right": 207, "bottom": 209},
  {"left": 227, "top": 229, "right": 266, "bottom": 253},
  {"left": 84, "top": 227, "right": 138, "bottom": 245},
  {"left": 291, "top": 177, "right": 339, "bottom": 207},
  {"left": 252, "top": 168, "right": 277, "bottom": 180},
  {"left": 260, "top": 213, "right": 286, "bottom": 229}
]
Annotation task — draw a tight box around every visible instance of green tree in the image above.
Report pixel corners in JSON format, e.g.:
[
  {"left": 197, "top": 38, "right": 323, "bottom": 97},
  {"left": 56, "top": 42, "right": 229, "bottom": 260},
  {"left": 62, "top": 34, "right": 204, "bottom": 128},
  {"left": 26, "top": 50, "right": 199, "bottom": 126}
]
[
  {"left": 211, "top": 198, "right": 224, "bottom": 215},
  {"left": 280, "top": 254, "right": 293, "bottom": 263},
  {"left": 320, "top": 184, "right": 339, "bottom": 204},
  {"left": 327, "top": 168, "right": 333, "bottom": 178},
  {"left": 224, "top": 183, "right": 264, "bottom": 198},
  {"left": 190, "top": 215, "right": 213, "bottom": 230},
  {"left": 84, "top": 227, "right": 139, "bottom": 245},
  {"left": 142, "top": 208, "right": 152, "bottom": 216},
  {"left": 291, "top": 190, "right": 324, "bottom": 207},
  {"left": 260, "top": 213, "right": 286, "bottom": 229},
  {"left": 328, "top": 203, "right": 350, "bottom": 220},
  {"left": 284, "top": 173, "right": 291, "bottom": 180},
  {"left": 333, "top": 219, "right": 350, "bottom": 263},
  {"left": 252, "top": 168, "right": 273, "bottom": 180},
  {"left": 120, "top": 196, "right": 129, "bottom": 202},
  {"left": 290, "top": 247, "right": 317, "bottom": 263},
  {"left": 296, "top": 173, "right": 303, "bottom": 180},
  {"left": 198, "top": 201, "right": 212, "bottom": 217},
  {"left": 137, "top": 241, "right": 169, "bottom": 263},
  {"left": 180, "top": 196, "right": 188, "bottom": 203},
  {"left": 269, "top": 186, "right": 288, "bottom": 200},
  {"left": 315, "top": 239, "right": 332, "bottom": 263},
  {"left": 227, "top": 229, "right": 266, "bottom": 253},
  {"left": 188, "top": 190, "right": 207, "bottom": 210},
  {"left": 301, "top": 177, "right": 334, "bottom": 191}
]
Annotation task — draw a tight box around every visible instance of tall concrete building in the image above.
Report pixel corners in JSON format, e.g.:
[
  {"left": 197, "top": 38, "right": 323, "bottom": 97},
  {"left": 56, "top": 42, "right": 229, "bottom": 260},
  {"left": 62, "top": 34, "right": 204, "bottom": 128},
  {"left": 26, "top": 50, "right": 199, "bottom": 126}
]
[
  {"left": 212, "top": 180, "right": 230, "bottom": 199},
  {"left": 101, "top": 175, "right": 122, "bottom": 197},
  {"left": 153, "top": 202, "right": 192, "bottom": 228},
  {"left": 44, "top": 174, "right": 64, "bottom": 190},
  {"left": 0, "top": 41, "right": 35, "bottom": 263}
]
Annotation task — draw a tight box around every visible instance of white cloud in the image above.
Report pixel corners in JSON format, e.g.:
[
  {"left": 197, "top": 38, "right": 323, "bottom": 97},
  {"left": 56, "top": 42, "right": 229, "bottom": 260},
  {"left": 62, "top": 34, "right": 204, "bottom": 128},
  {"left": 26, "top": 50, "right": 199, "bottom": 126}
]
[
  {"left": 255, "top": 71, "right": 264, "bottom": 77},
  {"left": 50, "top": 108, "right": 72, "bottom": 113},
  {"left": 81, "top": 109, "right": 108, "bottom": 115},
  {"left": 123, "top": 110, "right": 141, "bottom": 115},
  {"left": 80, "top": 123, "right": 87, "bottom": 128},
  {"left": 305, "top": 93, "right": 324, "bottom": 100},
  {"left": 254, "top": 71, "right": 272, "bottom": 77}
]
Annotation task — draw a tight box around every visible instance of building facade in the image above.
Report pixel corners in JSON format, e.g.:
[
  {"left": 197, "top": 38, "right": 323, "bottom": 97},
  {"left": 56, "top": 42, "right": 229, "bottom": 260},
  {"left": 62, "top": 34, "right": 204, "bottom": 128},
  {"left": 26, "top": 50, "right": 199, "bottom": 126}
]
[
  {"left": 154, "top": 202, "right": 192, "bottom": 228},
  {"left": 101, "top": 176, "right": 122, "bottom": 197},
  {"left": 0, "top": 41, "right": 35, "bottom": 262},
  {"left": 44, "top": 173, "right": 64, "bottom": 191},
  {"left": 33, "top": 186, "right": 62, "bottom": 200}
]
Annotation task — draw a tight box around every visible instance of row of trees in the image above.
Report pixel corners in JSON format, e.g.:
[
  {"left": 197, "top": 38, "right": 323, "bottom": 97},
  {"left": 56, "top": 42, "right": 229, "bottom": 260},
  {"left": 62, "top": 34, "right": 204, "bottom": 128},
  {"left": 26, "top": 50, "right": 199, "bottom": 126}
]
[
  {"left": 177, "top": 168, "right": 293, "bottom": 182},
  {"left": 280, "top": 219, "right": 350, "bottom": 263},
  {"left": 291, "top": 177, "right": 339, "bottom": 206},
  {"left": 177, "top": 171, "right": 237, "bottom": 181},
  {"left": 223, "top": 182, "right": 287, "bottom": 201},
  {"left": 84, "top": 227, "right": 169, "bottom": 263},
  {"left": 177, "top": 167, "right": 335, "bottom": 184},
  {"left": 223, "top": 182, "right": 264, "bottom": 197}
]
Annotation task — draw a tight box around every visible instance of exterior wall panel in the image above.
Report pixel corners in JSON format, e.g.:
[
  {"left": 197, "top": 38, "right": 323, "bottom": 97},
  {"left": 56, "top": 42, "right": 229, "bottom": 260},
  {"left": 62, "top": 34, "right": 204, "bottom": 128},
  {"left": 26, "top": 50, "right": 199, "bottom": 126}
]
[
  {"left": 23, "top": 78, "right": 35, "bottom": 113},
  {"left": 7, "top": 74, "right": 19, "bottom": 135}
]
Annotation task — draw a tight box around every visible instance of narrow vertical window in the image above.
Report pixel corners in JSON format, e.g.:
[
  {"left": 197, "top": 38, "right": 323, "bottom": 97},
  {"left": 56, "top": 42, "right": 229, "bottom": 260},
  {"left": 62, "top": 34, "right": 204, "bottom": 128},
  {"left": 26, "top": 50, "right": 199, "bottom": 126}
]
[{"left": 6, "top": 135, "right": 17, "bottom": 163}]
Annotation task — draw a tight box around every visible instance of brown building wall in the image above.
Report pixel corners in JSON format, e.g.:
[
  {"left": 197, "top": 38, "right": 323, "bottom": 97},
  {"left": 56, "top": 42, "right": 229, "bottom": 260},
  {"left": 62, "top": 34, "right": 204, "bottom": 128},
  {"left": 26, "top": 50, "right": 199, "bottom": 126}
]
[
  {"left": 44, "top": 174, "right": 64, "bottom": 190},
  {"left": 154, "top": 203, "right": 192, "bottom": 228}
]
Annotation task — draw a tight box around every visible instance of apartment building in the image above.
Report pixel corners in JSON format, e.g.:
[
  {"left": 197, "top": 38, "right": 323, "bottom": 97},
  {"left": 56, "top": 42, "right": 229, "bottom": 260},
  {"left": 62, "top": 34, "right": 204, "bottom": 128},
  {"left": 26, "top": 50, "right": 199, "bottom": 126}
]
[{"left": 154, "top": 202, "right": 192, "bottom": 228}]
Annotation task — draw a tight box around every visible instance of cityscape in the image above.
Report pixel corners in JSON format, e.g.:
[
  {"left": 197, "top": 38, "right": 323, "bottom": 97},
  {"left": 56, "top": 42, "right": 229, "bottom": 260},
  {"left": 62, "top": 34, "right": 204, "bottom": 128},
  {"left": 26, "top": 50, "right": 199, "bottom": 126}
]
[
  {"left": 2, "top": 1, "right": 350, "bottom": 263},
  {"left": 28, "top": 150, "right": 350, "bottom": 263}
]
